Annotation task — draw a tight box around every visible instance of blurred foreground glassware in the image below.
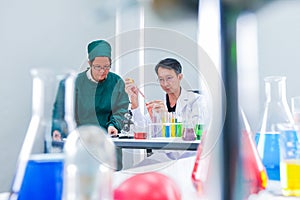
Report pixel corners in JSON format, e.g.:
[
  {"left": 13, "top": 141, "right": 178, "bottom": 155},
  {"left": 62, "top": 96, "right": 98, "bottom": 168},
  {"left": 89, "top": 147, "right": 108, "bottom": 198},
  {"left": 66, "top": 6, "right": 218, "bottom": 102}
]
[
  {"left": 277, "top": 123, "right": 300, "bottom": 196},
  {"left": 191, "top": 123, "right": 210, "bottom": 195},
  {"left": 17, "top": 154, "right": 64, "bottom": 200},
  {"left": 63, "top": 125, "right": 116, "bottom": 200},
  {"left": 9, "top": 68, "right": 76, "bottom": 200},
  {"left": 240, "top": 109, "right": 268, "bottom": 197},
  {"left": 255, "top": 76, "right": 294, "bottom": 181}
]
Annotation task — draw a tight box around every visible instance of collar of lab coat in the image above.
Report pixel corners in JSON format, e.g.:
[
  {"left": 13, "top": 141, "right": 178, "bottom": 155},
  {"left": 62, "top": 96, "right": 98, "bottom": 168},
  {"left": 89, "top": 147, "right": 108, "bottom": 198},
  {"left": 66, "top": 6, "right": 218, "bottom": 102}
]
[{"left": 165, "top": 88, "right": 200, "bottom": 120}]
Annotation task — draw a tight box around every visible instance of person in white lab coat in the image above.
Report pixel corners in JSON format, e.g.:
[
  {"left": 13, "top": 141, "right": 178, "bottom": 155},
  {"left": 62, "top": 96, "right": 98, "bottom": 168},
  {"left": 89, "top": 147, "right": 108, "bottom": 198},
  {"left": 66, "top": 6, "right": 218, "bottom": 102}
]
[
  {"left": 125, "top": 58, "right": 209, "bottom": 128},
  {"left": 125, "top": 58, "right": 210, "bottom": 166}
]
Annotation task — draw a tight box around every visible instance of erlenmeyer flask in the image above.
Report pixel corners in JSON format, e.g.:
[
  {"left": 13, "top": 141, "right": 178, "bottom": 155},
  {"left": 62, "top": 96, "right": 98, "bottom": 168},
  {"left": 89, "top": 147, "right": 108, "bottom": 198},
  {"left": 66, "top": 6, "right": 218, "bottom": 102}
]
[
  {"left": 255, "top": 76, "right": 294, "bottom": 181},
  {"left": 9, "top": 68, "right": 76, "bottom": 200},
  {"left": 240, "top": 109, "right": 268, "bottom": 197}
]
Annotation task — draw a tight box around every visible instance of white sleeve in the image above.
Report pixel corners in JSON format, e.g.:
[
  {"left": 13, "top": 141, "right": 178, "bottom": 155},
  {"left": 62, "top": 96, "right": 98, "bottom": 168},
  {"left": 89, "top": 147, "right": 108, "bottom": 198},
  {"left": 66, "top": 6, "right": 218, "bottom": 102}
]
[
  {"left": 191, "top": 94, "right": 210, "bottom": 126},
  {"left": 131, "top": 107, "right": 152, "bottom": 127}
]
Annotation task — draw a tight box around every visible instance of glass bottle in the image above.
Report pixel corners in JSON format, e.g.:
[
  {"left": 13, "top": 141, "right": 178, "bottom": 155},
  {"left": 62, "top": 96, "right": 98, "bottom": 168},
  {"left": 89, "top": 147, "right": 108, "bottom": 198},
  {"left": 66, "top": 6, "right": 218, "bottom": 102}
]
[
  {"left": 255, "top": 76, "right": 294, "bottom": 181},
  {"left": 240, "top": 109, "right": 268, "bottom": 197},
  {"left": 63, "top": 125, "right": 116, "bottom": 200},
  {"left": 9, "top": 68, "right": 76, "bottom": 200}
]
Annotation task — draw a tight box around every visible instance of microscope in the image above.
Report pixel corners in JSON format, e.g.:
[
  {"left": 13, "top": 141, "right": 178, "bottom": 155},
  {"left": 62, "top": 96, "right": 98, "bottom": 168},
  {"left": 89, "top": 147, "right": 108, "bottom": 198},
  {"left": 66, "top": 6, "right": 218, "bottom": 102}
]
[{"left": 119, "top": 110, "right": 134, "bottom": 139}]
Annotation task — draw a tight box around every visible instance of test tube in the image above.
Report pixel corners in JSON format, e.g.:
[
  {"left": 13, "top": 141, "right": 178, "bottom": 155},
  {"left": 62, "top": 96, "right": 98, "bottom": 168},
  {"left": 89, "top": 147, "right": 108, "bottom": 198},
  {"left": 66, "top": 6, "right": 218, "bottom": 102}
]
[
  {"left": 165, "top": 113, "right": 170, "bottom": 138},
  {"left": 162, "top": 111, "right": 166, "bottom": 137},
  {"left": 175, "top": 112, "right": 182, "bottom": 137},
  {"left": 171, "top": 112, "right": 176, "bottom": 137}
]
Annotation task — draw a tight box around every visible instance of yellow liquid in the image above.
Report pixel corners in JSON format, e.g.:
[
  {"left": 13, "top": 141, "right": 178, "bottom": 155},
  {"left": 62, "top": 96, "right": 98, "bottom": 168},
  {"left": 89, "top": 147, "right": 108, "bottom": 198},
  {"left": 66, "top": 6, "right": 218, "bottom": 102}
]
[
  {"left": 280, "top": 159, "right": 300, "bottom": 196},
  {"left": 171, "top": 121, "right": 176, "bottom": 137}
]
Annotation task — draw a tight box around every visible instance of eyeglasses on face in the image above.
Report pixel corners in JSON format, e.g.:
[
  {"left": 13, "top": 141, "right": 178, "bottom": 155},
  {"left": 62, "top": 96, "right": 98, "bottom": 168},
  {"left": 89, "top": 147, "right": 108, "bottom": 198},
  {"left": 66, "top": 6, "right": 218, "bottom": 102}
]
[
  {"left": 157, "top": 76, "right": 175, "bottom": 84},
  {"left": 92, "top": 65, "right": 111, "bottom": 71}
]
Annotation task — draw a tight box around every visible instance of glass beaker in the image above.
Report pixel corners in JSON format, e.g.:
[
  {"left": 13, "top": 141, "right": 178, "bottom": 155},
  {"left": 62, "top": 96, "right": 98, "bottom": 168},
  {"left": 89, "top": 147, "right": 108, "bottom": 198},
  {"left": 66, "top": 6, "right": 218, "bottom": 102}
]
[
  {"left": 9, "top": 68, "right": 76, "bottom": 200},
  {"left": 277, "top": 123, "right": 300, "bottom": 196},
  {"left": 255, "top": 76, "right": 294, "bottom": 181}
]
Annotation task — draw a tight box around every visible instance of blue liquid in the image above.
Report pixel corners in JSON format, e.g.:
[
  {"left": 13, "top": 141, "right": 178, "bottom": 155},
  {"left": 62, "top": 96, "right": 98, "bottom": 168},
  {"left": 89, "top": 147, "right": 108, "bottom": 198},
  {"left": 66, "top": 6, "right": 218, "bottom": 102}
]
[
  {"left": 279, "top": 129, "right": 299, "bottom": 159},
  {"left": 165, "top": 125, "right": 170, "bottom": 137},
  {"left": 18, "top": 156, "right": 64, "bottom": 200},
  {"left": 255, "top": 132, "right": 280, "bottom": 180}
]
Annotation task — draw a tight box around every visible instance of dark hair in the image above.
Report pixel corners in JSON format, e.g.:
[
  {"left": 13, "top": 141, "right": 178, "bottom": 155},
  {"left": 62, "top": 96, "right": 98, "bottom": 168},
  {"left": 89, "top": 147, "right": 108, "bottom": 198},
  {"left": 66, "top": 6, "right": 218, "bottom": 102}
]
[{"left": 155, "top": 58, "right": 182, "bottom": 75}]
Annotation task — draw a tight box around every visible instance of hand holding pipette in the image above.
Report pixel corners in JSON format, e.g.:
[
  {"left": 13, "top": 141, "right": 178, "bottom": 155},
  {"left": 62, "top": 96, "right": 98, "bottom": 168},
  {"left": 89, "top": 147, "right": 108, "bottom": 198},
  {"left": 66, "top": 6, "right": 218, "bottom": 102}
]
[
  {"left": 125, "top": 78, "right": 151, "bottom": 109},
  {"left": 146, "top": 100, "right": 166, "bottom": 117},
  {"left": 125, "top": 78, "right": 166, "bottom": 117}
]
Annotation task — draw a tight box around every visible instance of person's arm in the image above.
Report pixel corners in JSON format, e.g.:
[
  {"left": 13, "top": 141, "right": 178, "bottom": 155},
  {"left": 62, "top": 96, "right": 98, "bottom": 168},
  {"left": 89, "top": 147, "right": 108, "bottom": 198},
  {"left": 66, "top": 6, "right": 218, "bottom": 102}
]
[
  {"left": 124, "top": 78, "right": 139, "bottom": 109},
  {"left": 108, "top": 79, "right": 130, "bottom": 133},
  {"left": 51, "top": 79, "right": 68, "bottom": 140},
  {"left": 124, "top": 78, "right": 150, "bottom": 126},
  {"left": 131, "top": 107, "right": 151, "bottom": 127}
]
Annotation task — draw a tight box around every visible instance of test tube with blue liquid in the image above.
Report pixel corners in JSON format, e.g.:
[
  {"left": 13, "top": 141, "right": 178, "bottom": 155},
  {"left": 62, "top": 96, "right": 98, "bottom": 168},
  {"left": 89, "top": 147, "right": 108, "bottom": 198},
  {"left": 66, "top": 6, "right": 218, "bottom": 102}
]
[{"left": 165, "top": 113, "right": 170, "bottom": 138}]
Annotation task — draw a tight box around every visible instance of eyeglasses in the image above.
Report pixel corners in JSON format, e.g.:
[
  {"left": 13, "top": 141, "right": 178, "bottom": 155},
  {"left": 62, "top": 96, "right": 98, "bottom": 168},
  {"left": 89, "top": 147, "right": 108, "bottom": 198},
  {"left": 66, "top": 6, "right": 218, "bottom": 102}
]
[
  {"left": 92, "top": 65, "right": 111, "bottom": 71},
  {"left": 157, "top": 76, "right": 174, "bottom": 84}
]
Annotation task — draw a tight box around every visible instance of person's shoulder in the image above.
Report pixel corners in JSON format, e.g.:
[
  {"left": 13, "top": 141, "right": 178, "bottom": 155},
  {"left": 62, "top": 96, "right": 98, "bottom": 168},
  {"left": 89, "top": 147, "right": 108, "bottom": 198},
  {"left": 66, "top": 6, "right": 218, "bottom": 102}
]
[
  {"left": 108, "top": 72, "right": 124, "bottom": 84},
  {"left": 182, "top": 88, "right": 199, "bottom": 96},
  {"left": 181, "top": 88, "right": 206, "bottom": 102},
  {"left": 75, "top": 70, "right": 89, "bottom": 86},
  {"left": 76, "top": 70, "right": 87, "bottom": 79},
  {"left": 108, "top": 72, "right": 122, "bottom": 79}
]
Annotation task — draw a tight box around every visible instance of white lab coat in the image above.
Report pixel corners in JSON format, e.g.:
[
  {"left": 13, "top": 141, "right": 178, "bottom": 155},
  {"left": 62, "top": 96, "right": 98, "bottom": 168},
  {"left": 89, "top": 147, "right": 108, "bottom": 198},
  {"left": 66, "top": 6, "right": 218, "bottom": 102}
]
[
  {"left": 130, "top": 88, "right": 210, "bottom": 167},
  {"left": 131, "top": 88, "right": 210, "bottom": 128}
]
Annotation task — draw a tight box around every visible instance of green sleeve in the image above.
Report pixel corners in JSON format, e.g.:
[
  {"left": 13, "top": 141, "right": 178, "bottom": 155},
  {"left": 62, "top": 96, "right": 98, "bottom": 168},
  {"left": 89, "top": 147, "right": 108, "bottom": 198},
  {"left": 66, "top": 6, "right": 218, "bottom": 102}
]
[{"left": 108, "top": 79, "right": 130, "bottom": 132}]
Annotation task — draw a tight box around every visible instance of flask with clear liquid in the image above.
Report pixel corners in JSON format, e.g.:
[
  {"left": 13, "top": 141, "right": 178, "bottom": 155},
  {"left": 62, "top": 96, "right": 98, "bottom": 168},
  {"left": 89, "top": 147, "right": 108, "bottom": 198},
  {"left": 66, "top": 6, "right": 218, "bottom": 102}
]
[{"left": 255, "top": 76, "right": 294, "bottom": 181}]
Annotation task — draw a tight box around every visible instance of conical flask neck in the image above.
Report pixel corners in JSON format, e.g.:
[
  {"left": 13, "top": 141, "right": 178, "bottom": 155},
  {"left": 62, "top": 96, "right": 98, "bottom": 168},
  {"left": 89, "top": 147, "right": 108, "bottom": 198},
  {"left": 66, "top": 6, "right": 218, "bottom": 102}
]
[
  {"left": 265, "top": 76, "right": 287, "bottom": 102},
  {"left": 30, "top": 69, "right": 56, "bottom": 119},
  {"left": 64, "top": 73, "right": 77, "bottom": 132}
]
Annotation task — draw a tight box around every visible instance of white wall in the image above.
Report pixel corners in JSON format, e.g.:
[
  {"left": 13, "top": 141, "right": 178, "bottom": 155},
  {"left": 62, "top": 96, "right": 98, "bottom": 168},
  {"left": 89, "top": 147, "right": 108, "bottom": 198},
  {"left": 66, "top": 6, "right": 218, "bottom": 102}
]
[
  {"left": 0, "top": 0, "right": 118, "bottom": 192},
  {"left": 239, "top": 0, "right": 300, "bottom": 132}
]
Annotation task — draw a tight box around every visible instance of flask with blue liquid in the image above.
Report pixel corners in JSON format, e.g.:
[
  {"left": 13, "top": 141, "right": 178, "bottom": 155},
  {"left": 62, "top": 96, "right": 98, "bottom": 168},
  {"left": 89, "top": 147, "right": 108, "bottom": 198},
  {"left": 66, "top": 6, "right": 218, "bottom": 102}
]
[{"left": 255, "top": 76, "right": 294, "bottom": 181}]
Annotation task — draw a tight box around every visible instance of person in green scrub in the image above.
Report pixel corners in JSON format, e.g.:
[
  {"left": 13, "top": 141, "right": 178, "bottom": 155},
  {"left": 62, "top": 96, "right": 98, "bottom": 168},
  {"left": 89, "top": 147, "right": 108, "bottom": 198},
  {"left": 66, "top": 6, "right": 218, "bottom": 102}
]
[
  {"left": 52, "top": 40, "right": 129, "bottom": 170},
  {"left": 74, "top": 40, "right": 129, "bottom": 135}
]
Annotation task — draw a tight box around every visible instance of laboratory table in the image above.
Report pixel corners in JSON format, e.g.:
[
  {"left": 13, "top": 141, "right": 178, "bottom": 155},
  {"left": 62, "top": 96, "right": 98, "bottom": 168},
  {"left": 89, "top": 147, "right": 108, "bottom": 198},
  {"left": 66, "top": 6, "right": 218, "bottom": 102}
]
[{"left": 112, "top": 137, "right": 200, "bottom": 151}]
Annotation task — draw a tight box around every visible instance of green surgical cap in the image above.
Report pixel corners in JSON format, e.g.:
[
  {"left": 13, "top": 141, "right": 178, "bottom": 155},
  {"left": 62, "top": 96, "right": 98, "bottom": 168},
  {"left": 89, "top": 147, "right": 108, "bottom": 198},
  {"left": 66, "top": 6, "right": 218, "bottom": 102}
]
[{"left": 87, "top": 40, "right": 111, "bottom": 61}]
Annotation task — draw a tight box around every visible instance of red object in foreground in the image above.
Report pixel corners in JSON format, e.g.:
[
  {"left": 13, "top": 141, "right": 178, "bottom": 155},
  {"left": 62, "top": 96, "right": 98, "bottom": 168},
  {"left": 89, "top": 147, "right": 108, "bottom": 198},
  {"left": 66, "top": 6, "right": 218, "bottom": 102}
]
[
  {"left": 240, "top": 110, "right": 268, "bottom": 196},
  {"left": 114, "top": 172, "right": 181, "bottom": 200},
  {"left": 191, "top": 110, "right": 268, "bottom": 198}
]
